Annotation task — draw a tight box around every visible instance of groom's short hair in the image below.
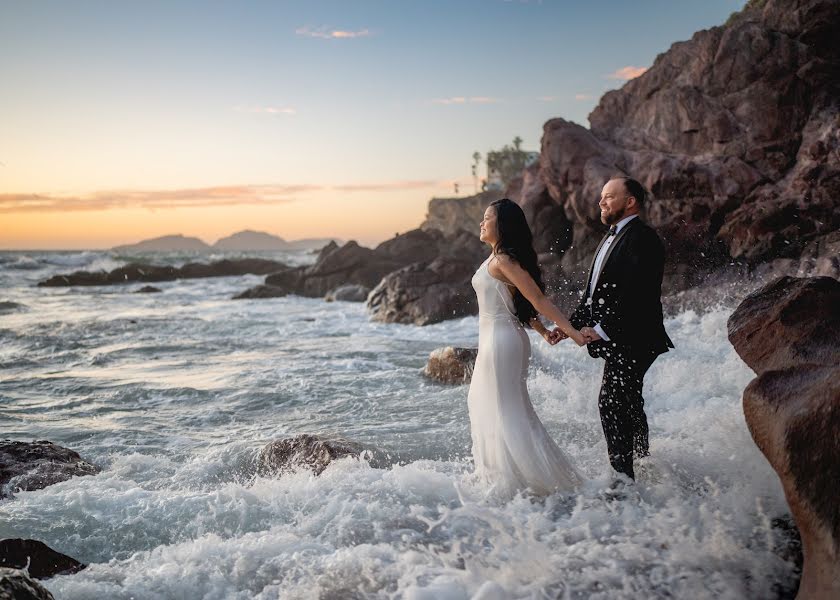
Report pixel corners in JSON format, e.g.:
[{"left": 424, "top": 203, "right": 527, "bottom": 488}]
[{"left": 614, "top": 176, "right": 647, "bottom": 209}]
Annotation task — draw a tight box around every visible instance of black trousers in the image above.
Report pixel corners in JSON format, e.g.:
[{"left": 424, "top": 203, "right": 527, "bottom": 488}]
[{"left": 595, "top": 345, "right": 658, "bottom": 480}]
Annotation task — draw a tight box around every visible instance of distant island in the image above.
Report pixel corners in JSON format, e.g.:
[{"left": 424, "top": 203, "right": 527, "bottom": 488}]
[{"left": 112, "top": 230, "right": 338, "bottom": 253}]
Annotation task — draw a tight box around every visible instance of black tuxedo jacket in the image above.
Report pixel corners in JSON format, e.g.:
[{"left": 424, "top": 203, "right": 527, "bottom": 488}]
[{"left": 570, "top": 217, "right": 674, "bottom": 358}]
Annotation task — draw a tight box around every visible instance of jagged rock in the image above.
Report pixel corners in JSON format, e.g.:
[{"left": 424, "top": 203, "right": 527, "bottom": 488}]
[
  {"left": 0, "top": 539, "right": 85, "bottom": 579},
  {"left": 232, "top": 285, "right": 287, "bottom": 300},
  {"left": 250, "top": 229, "right": 486, "bottom": 304},
  {"left": 133, "top": 285, "right": 162, "bottom": 293},
  {"left": 256, "top": 435, "right": 364, "bottom": 477},
  {"left": 0, "top": 567, "right": 54, "bottom": 600},
  {"left": 728, "top": 276, "right": 840, "bottom": 600},
  {"left": 325, "top": 285, "right": 370, "bottom": 302},
  {"left": 423, "top": 347, "right": 478, "bottom": 384},
  {"left": 37, "top": 258, "right": 289, "bottom": 287},
  {"left": 0, "top": 441, "right": 101, "bottom": 498},
  {"left": 367, "top": 257, "right": 479, "bottom": 326}
]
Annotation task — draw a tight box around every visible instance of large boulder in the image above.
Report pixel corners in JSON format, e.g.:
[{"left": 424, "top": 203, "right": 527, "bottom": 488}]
[
  {"left": 728, "top": 276, "right": 840, "bottom": 599},
  {"left": 0, "top": 441, "right": 101, "bottom": 498},
  {"left": 0, "top": 539, "right": 85, "bottom": 579},
  {"left": 367, "top": 257, "right": 480, "bottom": 326},
  {"left": 0, "top": 568, "right": 54, "bottom": 600},
  {"left": 423, "top": 347, "right": 478, "bottom": 385}
]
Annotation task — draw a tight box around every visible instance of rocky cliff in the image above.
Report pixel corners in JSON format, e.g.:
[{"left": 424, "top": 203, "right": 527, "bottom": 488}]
[{"left": 426, "top": 0, "right": 839, "bottom": 298}]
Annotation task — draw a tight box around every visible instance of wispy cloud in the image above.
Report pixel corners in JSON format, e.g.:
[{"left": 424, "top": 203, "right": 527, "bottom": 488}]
[
  {"left": 332, "top": 180, "right": 441, "bottom": 192},
  {"left": 574, "top": 93, "right": 594, "bottom": 101},
  {"left": 431, "top": 96, "right": 501, "bottom": 105},
  {"left": 0, "top": 185, "right": 320, "bottom": 213},
  {"left": 234, "top": 105, "right": 297, "bottom": 116},
  {"left": 536, "top": 96, "right": 558, "bottom": 102},
  {"left": 606, "top": 66, "right": 648, "bottom": 80},
  {"left": 295, "top": 26, "right": 372, "bottom": 39},
  {"left": 0, "top": 181, "right": 448, "bottom": 213}
]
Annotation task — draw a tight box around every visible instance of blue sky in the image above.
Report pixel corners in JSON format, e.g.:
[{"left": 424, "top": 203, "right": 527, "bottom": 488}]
[{"left": 0, "top": 0, "right": 743, "bottom": 248}]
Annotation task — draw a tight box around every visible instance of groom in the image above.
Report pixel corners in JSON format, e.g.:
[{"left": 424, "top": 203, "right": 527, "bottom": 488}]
[{"left": 564, "top": 176, "right": 673, "bottom": 480}]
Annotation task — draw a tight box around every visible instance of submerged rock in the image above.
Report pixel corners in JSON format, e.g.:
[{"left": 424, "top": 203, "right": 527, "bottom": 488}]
[
  {"left": 256, "top": 434, "right": 365, "bottom": 477},
  {"left": 728, "top": 276, "right": 840, "bottom": 600},
  {"left": 423, "top": 347, "right": 478, "bottom": 385},
  {"left": 0, "top": 539, "right": 85, "bottom": 579},
  {"left": 325, "top": 284, "right": 370, "bottom": 302},
  {"left": 0, "top": 441, "right": 101, "bottom": 498},
  {"left": 37, "top": 258, "right": 289, "bottom": 287},
  {"left": 232, "top": 285, "right": 287, "bottom": 300},
  {"left": 0, "top": 567, "right": 54, "bottom": 600},
  {"left": 133, "top": 285, "right": 162, "bottom": 294}
]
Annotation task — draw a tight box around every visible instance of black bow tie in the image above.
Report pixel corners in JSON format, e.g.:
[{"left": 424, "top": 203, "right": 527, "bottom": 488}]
[{"left": 608, "top": 225, "right": 618, "bottom": 236}]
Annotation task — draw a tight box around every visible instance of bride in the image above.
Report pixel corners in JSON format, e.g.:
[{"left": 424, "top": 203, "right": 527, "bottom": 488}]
[{"left": 468, "top": 198, "right": 585, "bottom": 498}]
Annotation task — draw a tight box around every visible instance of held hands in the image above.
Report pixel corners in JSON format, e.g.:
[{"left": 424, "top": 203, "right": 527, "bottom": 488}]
[
  {"left": 580, "top": 326, "right": 603, "bottom": 344},
  {"left": 544, "top": 326, "right": 599, "bottom": 347},
  {"left": 544, "top": 327, "right": 587, "bottom": 347}
]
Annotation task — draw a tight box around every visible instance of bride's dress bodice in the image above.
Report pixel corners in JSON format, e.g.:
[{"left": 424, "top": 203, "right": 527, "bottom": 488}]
[
  {"left": 467, "top": 255, "right": 580, "bottom": 498},
  {"left": 472, "top": 256, "right": 518, "bottom": 324}
]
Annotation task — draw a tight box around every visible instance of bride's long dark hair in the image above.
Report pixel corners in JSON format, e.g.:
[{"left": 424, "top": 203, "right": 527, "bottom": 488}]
[{"left": 490, "top": 198, "right": 544, "bottom": 326}]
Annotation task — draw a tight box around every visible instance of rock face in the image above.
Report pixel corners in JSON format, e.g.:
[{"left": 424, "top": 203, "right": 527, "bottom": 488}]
[
  {"left": 0, "top": 568, "right": 54, "bottom": 600},
  {"left": 423, "top": 347, "right": 478, "bottom": 384},
  {"left": 0, "top": 539, "right": 85, "bottom": 579},
  {"left": 494, "top": 0, "right": 840, "bottom": 294},
  {"left": 420, "top": 191, "right": 504, "bottom": 237},
  {"left": 38, "top": 258, "right": 289, "bottom": 287},
  {"left": 727, "top": 276, "right": 840, "bottom": 600},
  {"left": 255, "top": 435, "right": 364, "bottom": 477},
  {"left": 0, "top": 441, "right": 101, "bottom": 498}
]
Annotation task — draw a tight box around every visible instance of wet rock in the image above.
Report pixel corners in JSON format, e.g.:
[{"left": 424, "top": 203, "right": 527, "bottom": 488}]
[
  {"left": 423, "top": 347, "right": 478, "bottom": 384},
  {"left": 727, "top": 276, "right": 840, "bottom": 600},
  {"left": 325, "top": 284, "right": 370, "bottom": 302},
  {"left": 367, "top": 257, "right": 479, "bottom": 326},
  {"left": 250, "top": 229, "right": 486, "bottom": 305},
  {"left": 37, "top": 258, "right": 289, "bottom": 287},
  {"left": 0, "top": 539, "right": 85, "bottom": 579},
  {"left": 133, "top": 285, "right": 162, "bottom": 293},
  {"left": 0, "top": 567, "right": 54, "bottom": 600},
  {"left": 232, "top": 285, "right": 287, "bottom": 300},
  {"left": 256, "top": 434, "right": 365, "bottom": 477},
  {"left": 0, "top": 441, "right": 101, "bottom": 498}
]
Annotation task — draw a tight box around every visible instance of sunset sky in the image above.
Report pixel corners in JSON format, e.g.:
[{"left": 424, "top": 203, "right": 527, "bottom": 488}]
[{"left": 1, "top": 0, "right": 742, "bottom": 249}]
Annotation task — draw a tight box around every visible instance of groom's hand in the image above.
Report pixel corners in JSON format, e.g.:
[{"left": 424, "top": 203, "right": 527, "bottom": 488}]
[{"left": 580, "top": 327, "right": 602, "bottom": 344}]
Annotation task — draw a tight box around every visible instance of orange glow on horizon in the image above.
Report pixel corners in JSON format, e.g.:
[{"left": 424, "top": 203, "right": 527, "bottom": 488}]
[{"left": 0, "top": 188, "right": 442, "bottom": 250}]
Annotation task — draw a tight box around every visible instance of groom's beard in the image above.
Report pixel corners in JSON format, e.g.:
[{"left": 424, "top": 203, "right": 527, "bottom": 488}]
[{"left": 601, "top": 206, "right": 630, "bottom": 225}]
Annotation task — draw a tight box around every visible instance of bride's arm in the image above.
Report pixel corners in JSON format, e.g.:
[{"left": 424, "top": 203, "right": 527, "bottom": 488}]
[{"left": 495, "top": 255, "right": 585, "bottom": 346}]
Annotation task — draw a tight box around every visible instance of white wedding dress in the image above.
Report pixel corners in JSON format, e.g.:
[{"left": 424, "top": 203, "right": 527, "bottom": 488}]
[{"left": 467, "top": 256, "right": 581, "bottom": 497}]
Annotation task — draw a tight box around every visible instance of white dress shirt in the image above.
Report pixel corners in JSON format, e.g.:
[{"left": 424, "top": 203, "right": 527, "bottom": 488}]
[{"left": 590, "top": 214, "right": 638, "bottom": 341}]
